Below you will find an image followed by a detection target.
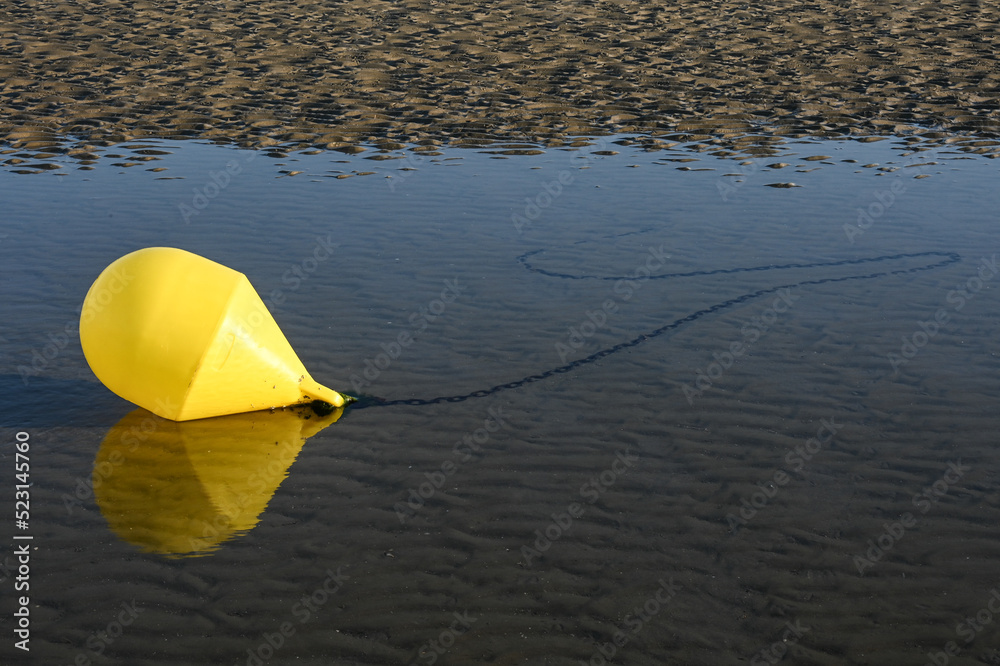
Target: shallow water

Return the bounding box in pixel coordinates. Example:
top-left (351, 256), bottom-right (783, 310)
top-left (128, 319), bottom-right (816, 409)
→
top-left (1, 134), bottom-right (1000, 665)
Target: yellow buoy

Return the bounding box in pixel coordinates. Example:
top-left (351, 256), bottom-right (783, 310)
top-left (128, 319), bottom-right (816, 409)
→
top-left (80, 247), bottom-right (352, 421)
top-left (93, 405), bottom-right (343, 556)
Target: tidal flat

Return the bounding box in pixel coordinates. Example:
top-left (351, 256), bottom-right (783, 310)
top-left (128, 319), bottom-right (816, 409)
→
top-left (1, 1), bottom-right (999, 664)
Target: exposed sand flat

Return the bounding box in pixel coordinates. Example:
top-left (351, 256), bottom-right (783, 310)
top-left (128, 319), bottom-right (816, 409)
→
top-left (1, 0), bottom-right (998, 155)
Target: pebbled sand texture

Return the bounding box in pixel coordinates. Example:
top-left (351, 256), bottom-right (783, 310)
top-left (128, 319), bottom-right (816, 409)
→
top-left (1, 0), bottom-right (998, 154)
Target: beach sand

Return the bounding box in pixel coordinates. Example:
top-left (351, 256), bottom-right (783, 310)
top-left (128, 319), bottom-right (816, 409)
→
top-left (1, 0), bottom-right (998, 161)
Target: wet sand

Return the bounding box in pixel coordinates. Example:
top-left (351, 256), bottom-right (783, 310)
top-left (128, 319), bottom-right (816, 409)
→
top-left (2, 0), bottom-right (999, 163)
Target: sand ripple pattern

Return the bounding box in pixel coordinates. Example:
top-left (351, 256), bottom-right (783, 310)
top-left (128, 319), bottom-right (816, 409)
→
top-left (1, 0), bottom-right (999, 156)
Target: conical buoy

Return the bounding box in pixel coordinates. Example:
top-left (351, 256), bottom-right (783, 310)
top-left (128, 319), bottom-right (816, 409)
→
top-left (80, 247), bottom-right (352, 421)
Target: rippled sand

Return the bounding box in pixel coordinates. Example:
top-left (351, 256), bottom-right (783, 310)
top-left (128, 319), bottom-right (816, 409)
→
top-left (2, 0), bottom-right (999, 161)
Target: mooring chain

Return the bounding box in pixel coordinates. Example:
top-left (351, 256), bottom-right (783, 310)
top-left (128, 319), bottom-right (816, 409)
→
top-left (351, 250), bottom-right (961, 409)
